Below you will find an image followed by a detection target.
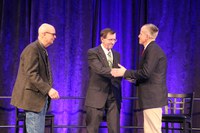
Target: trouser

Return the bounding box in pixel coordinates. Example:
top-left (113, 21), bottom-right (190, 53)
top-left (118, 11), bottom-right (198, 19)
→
top-left (86, 89), bottom-right (120, 133)
top-left (25, 99), bottom-right (48, 133)
top-left (143, 107), bottom-right (162, 133)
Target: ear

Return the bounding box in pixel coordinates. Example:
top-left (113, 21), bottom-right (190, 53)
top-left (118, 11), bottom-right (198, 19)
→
top-left (101, 37), bottom-right (104, 43)
top-left (42, 32), bottom-right (46, 37)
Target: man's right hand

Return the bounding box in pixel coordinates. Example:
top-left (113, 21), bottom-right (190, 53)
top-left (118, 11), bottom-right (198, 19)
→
top-left (48, 88), bottom-right (60, 99)
top-left (111, 64), bottom-right (126, 77)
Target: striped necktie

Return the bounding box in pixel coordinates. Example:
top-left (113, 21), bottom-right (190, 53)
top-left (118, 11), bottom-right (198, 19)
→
top-left (107, 51), bottom-right (113, 68)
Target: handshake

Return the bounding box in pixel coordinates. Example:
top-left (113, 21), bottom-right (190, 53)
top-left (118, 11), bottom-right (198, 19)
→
top-left (111, 64), bottom-right (126, 77)
top-left (111, 64), bottom-right (135, 83)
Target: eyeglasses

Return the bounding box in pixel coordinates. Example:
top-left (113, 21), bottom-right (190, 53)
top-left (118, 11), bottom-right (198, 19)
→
top-left (106, 38), bottom-right (117, 42)
top-left (45, 32), bottom-right (56, 36)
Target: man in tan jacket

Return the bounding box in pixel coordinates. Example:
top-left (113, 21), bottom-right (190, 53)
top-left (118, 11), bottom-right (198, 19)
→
top-left (11, 23), bottom-right (59, 133)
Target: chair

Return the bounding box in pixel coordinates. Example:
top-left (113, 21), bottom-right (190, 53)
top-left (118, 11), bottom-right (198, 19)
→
top-left (15, 108), bottom-right (54, 133)
top-left (162, 92), bottom-right (195, 133)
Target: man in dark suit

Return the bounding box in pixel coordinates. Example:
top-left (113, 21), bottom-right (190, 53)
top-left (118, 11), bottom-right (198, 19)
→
top-left (85, 28), bottom-right (122, 133)
top-left (111, 24), bottom-right (168, 133)
top-left (11, 23), bottom-right (60, 133)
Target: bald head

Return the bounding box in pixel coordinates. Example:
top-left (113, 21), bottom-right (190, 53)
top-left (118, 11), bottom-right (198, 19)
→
top-left (38, 23), bottom-right (55, 35)
top-left (38, 23), bottom-right (56, 47)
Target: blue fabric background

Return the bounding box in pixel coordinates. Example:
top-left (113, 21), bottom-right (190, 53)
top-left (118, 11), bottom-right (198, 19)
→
top-left (0, 0), bottom-right (199, 132)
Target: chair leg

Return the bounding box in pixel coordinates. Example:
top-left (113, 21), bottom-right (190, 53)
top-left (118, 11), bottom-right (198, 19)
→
top-left (179, 122), bottom-right (185, 133)
top-left (23, 118), bottom-right (27, 133)
top-left (165, 122), bottom-right (168, 133)
top-left (183, 121), bottom-right (186, 133)
top-left (172, 123), bottom-right (174, 133)
top-left (45, 116), bottom-right (54, 133)
top-left (51, 117), bottom-right (54, 133)
top-left (189, 122), bottom-right (192, 133)
top-left (15, 120), bottom-right (19, 133)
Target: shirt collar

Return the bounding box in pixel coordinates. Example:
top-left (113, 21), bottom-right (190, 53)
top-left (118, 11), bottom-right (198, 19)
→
top-left (101, 44), bottom-right (112, 55)
top-left (144, 43), bottom-right (149, 50)
top-left (144, 41), bottom-right (154, 50)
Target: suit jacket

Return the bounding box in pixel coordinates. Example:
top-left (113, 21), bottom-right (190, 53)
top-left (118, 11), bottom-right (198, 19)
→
top-left (11, 40), bottom-right (52, 112)
top-left (124, 41), bottom-right (168, 109)
top-left (85, 45), bottom-right (122, 110)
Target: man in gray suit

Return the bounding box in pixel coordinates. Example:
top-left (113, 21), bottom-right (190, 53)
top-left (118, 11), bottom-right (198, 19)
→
top-left (85, 28), bottom-right (122, 133)
top-left (11, 23), bottom-right (59, 133)
top-left (111, 24), bottom-right (168, 133)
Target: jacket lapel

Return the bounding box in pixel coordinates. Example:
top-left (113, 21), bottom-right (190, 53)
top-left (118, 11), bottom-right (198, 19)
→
top-left (36, 41), bottom-right (48, 68)
top-left (140, 41), bottom-right (154, 67)
top-left (112, 50), bottom-right (118, 68)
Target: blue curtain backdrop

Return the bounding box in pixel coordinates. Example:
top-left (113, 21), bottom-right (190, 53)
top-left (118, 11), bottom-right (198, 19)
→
top-left (0, 0), bottom-right (200, 132)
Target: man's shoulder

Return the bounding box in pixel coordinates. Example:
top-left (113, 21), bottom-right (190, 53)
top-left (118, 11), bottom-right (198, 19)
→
top-left (21, 40), bottom-right (39, 55)
top-left (148, 42), bottom-right (161, 50)
top-left (112, 49), bottom-right (119, 54)
top-left (24, 40), bottom-right (38, 49)
top-left (88, 45), bottom-right (100, 50)
top-left (88, 45), bottom-right (101, 53)
top-left (148, 42), bottom-right (166, 57)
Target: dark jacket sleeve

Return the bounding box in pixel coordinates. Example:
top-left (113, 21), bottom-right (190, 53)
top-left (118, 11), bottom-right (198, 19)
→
top-left (88, 49), bottom-right (112, 78)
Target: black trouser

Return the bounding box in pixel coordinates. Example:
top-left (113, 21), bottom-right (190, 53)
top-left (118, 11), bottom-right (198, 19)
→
top-left (86, 89), bottom-right (120, 133)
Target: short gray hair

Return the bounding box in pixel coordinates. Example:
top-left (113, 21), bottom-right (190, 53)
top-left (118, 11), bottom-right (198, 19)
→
top-left (143, 24), bottom-right (159, 39)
